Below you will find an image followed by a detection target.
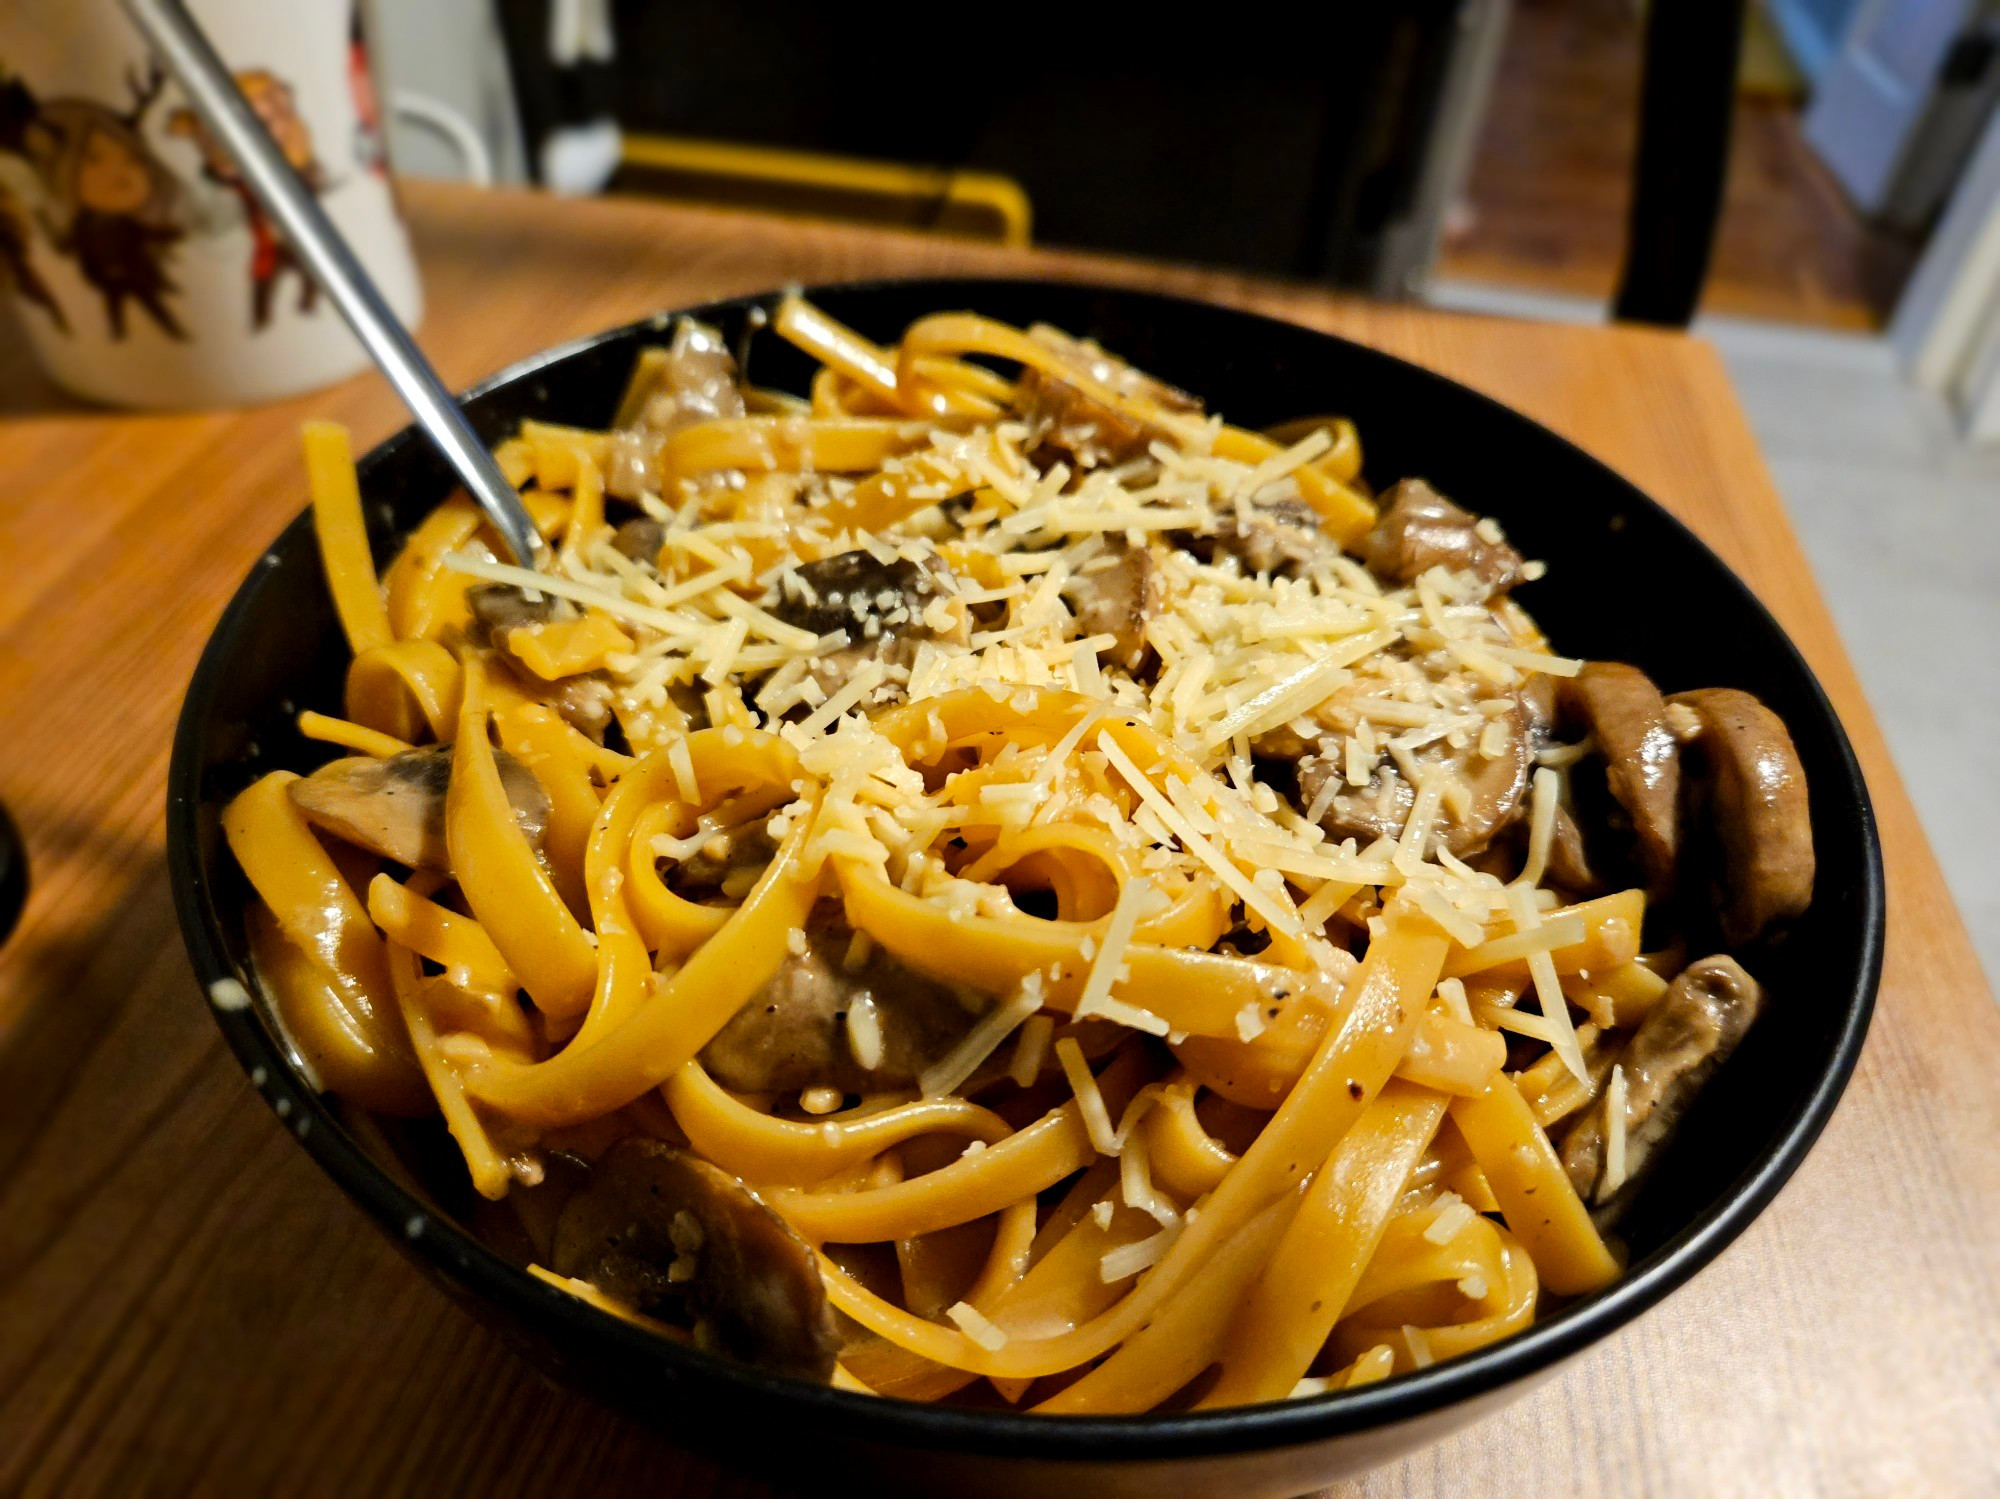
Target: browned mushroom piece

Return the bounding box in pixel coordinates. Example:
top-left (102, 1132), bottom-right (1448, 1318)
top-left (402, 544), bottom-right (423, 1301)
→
top-left (1543, 804), bottom-right (1604, 895)
top-left (1294, 752), bottom-right (1408, 848)
top-left (1560, 955), bottom-right (1765, 1217)
top-left (1453, 702), bottom-right (1537, 852)
top-left (1293, 699), bottom-right (1534, 858)
top-left (467, 582), bottom-right (556, 643)
top-left (545, 674), bottom-right (617, 741)
top-left (1671, 687), bottom-right (1815, 945)
top-left (1186, 497), bottom-right (1345, 580)
top-left (670, 821), bottom-right (776, 903)
top-left (766, 549), bottom-right (967, 702)
top-left (1360, 479), bottom-right (1525, 594)
top-left (769, 549), bottom-right (963, 645)
top-left (1016, 325), bottom-right (1203, 470)
top-left (469, 586), bottom-right (618, 740)
top-left (604, 319), bottom-right (748, 498)
top-left (1061, 541), bottom-right (1160, 671)
top-left (610, 515), bottom-right (666, 566)
top-left (698, 905), bottom-right (985, 1094)
top-left (1560, 662), bottom-right (1681, 899)
top-left (550, 1137), bottom-right (839, 1382)
top-left (287, 744), bottom-right (550, 871)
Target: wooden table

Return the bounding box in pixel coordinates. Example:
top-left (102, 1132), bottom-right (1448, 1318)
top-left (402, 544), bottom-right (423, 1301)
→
top-left (1, 182), bottom-right (1994, 1498)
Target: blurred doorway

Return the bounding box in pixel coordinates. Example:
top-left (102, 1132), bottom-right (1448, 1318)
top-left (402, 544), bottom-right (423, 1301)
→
top-left (1438, 0), bottom-right (1922, 328)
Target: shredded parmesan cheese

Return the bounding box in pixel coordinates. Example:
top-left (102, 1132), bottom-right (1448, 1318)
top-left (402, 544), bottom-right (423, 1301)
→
top-left (1008, 1012), bottom-right (1055, 1087)
top-left (845, 995), bottom-right (883, 1071)
top-left (1096, 731), bottom-right (1304, 941)
top-left (1515, 766), bottom-right (1559, 889)
top-left (1071, 877), bottom-right (1159, 1032)
top-left (1423, 1191), bottom-right (1475, 1246)
top-left (1100, 1224), bottom-right (1179, 1283)
top-left (946, 1301), bottom-right (1009, 1351)
top-left (1403, 1324), bottom-right (1435, 1368)
top-left (1600, 1062), bottom-right (1630, 1201)
top-left (1056, 1035), bottom-right (1120, 1155)
top-left (1118, 1128), bottom-right (1181, 1227)
top-left (796, 660), bottom-right (887, 738)
top-left (1506, 886), bottom-right (1589, 1085)
top-left (920, 978), bottom-right (1044, 1099)
top-left (666, 737), bottom-right (700, 805)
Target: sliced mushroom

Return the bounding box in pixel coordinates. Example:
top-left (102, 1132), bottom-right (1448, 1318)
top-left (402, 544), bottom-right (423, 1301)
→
top-left (470, 587), bottom-right (618, 741)
top-left (670, 821), bottom-right (776, 902)
top-left (768, 550), bottom-right (955, 642)
top-left (1186, 497), bottom-right (1344, 580)
top-left (766, 549), bottom-right (967, 703)
top-left (1671, 688), bottom-right (1815, 945)
top-left (1543, 804), bottom-right (1603, 895)
top-left (1296, 752), bottom-right (1408, 848)
top-left (467, 583), bottom-right (556, 644)
top-left (621, 317), bottom-right (746, 436)
top-left (1560, 955), bottom-right (1764, 1216)
top-left (1017, 325), bottom-right (1202, 470)
top-left (1294, 699), bottom-right (1533, 858)
top-left (287, 744), bottom-right (550, 872)
top-left (1561, 662), bottom-right (1679, 898)
top-left (699, 904), bottom-right (985, 1094)
top-left (611, 515), bottom-right (666, 566)
top-left (1361, 479), bottom-right (1524, 594)
top-left (1454, 702), bottom-right (1537, 851)
top-left (551, 1137), bottom-right (838, 1382)
top-left (604, 319), bottom-right (748, 498)
top-left (1061, 541), bottom-right (1159, 670)
top-left (545, 674), bottom-right (616, 741)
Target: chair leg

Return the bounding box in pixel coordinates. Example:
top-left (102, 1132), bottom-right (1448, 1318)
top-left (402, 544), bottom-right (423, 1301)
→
top-left (1613, 0), bottom-right (1749, 326)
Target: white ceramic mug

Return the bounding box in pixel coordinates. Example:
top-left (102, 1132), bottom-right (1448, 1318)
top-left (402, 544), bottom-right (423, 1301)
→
top-left (0, 0), bottom-right (424, 408)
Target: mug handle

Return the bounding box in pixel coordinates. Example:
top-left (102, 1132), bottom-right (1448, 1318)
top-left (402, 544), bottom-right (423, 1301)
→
top-left (389, 90), bottom-right (494, 187)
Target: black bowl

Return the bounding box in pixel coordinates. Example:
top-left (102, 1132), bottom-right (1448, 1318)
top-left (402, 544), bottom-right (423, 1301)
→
top-left (167, 280), bottom-right (1882, 1498)
top-left (0, 798), bottom-right (25, 947)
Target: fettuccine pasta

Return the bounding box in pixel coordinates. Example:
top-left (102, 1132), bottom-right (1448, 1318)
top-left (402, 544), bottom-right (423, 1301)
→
top-left (224, 298), bottom-right (1814, 1409)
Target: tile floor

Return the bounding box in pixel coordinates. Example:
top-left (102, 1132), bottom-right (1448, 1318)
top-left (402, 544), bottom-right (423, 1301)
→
top-left (1430, 280), bottom-right (2000, 991)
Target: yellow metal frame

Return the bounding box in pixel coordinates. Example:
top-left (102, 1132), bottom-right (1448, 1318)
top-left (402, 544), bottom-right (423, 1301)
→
top-left (614, 133), bottom-right (1032, 247)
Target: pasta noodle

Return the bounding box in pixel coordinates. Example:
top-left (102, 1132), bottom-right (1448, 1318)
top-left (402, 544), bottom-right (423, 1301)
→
top-left (225, 297), bottom-right (1811, 1411)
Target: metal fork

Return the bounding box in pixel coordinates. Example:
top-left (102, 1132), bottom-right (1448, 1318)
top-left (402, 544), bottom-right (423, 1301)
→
top-left (119, 0), bottom-right (545, 568)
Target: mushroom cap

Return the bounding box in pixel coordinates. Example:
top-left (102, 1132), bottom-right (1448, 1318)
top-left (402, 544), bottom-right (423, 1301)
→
top-left (1016, 324), bottom-right (1202, 470)
top-left (1061, 542), bottom-right (1160, 670)
top-left (1296, 694), bottom-right (1535, 860)
top-left (699, 904), bottom-right (984, 1094)
top-left (467, 583), bottom-right (556, 644)
top-left (1186, 496), bottom-right (1344, 580)
top-left (611, 515), bottom-right (666, 566)
top-left (1543, 803), bottom-right (1603, 895)
top-left (1361, 478), bottom-right (1524, 593)
top-left (1560, 662), bottom-right (1680, 898)
top-left (768, 550), bottom-right (952, 643)
top-left (1671, 688), bottom-right (1815, 945)
top-left (1561, 954), bottom-right (1764, 1212)
top-left (551, 1137), bottom-right (838, 1383)
top-left (287, 744), bottom-right (550, 872)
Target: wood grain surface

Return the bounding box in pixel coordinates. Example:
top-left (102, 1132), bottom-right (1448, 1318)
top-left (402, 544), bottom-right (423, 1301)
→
top-left (0, 183), bottom-right (1993, 1499)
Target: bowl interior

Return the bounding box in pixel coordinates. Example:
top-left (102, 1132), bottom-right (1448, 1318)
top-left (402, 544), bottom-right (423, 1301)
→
top-left (168, 279), bottom-right (1881, 1466)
